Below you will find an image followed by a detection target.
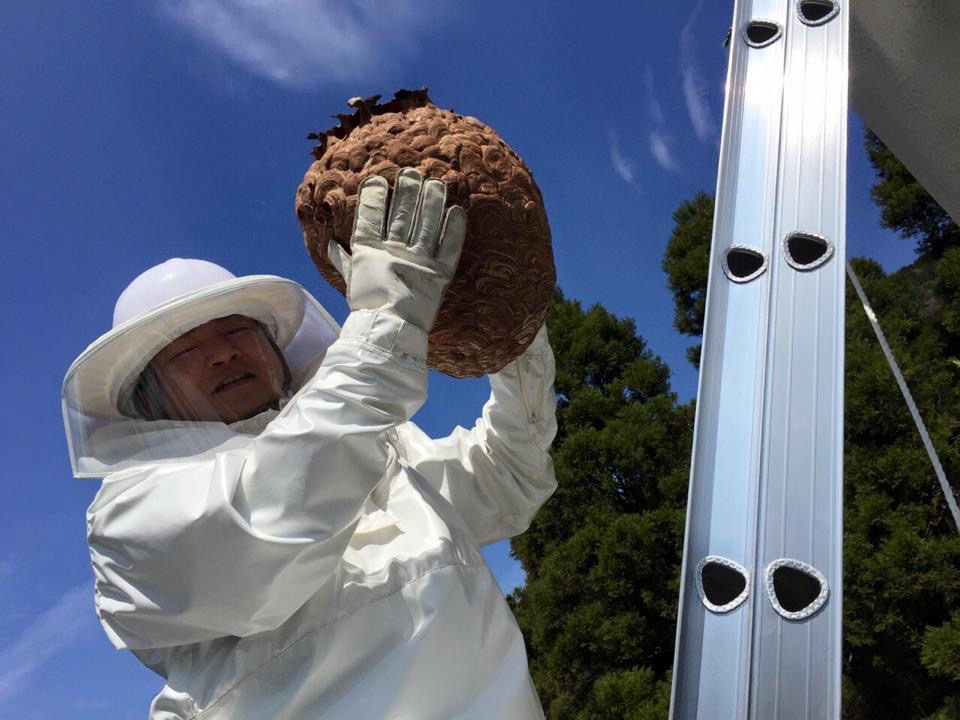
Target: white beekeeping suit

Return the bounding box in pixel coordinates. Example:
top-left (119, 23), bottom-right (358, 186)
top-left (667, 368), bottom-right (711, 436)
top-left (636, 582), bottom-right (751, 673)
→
top-left (62, 170), bottom-right (558, 719)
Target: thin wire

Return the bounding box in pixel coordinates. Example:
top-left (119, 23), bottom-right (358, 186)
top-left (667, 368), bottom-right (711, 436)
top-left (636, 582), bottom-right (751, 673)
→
top-left (846, 260), bottom-right (960, 533)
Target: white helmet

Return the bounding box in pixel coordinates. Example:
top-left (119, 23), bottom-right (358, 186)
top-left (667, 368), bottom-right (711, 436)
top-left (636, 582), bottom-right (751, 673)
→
top-left (62, 258), bottom-right (340, 477)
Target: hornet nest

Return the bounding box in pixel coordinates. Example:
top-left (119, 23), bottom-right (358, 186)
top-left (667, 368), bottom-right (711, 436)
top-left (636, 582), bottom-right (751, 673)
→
top-left (294, 88), bottom-right (555, 377)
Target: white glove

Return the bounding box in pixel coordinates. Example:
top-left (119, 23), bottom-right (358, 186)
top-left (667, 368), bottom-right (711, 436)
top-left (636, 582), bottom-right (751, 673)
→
top-left (327, 168), bottom-right (467, 333)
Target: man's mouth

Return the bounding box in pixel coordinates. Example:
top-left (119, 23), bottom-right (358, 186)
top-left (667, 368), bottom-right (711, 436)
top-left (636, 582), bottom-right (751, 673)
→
top-left (213, 373), bottom-right (255, 394)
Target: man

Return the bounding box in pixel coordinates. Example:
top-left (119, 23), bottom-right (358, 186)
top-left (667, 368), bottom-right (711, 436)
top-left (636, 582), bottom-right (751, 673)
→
top-left (62, 170), bottom-right (558, 718)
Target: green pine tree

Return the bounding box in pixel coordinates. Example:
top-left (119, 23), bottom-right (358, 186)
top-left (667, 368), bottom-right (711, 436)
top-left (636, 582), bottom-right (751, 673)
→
top-left (661, 191), bottom-right (714, 369)
top-left (865, 130), bottom-right (960, 259)
top-left (510, 290), bottom-right (693, 719)
top-left (842, 255), bottom-right (960, 719)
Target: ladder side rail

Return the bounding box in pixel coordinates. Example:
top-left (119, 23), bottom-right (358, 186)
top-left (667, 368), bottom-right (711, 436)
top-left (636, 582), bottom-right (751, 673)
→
top-left (750, 3), bottom-right (848, 718)
top-left (670, 0), bottom-right (790, 716)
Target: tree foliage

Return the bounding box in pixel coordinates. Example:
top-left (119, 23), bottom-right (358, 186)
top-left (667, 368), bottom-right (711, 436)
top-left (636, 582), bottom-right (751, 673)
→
top-left (514, 135), bottom-right (960, 718)
top-left (842, 256), bottom-right (960, 719)
top-left (661, 191), bottom-right (714, 368)
top-left (865, 130), bottom-right (960, 259)
top-left (510, 290), bottom-right (693, 719)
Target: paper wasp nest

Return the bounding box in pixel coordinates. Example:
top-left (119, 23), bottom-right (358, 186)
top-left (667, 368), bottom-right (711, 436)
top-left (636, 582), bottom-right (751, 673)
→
top-left (294, 88), bottom-right (555, 377)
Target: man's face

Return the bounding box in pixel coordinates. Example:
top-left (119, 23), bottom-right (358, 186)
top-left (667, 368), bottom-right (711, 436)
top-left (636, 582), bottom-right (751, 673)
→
top-left (149, 315), bottom-right (286, 423)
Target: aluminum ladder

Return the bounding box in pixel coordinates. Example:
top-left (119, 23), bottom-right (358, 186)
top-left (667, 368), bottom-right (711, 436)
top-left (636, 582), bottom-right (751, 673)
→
top-left (670, 0), bottom-right (847, 718)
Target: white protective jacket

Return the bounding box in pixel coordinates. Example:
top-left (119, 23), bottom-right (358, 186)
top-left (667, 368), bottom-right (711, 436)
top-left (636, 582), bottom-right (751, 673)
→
top-left (87, 309), bottom-right (558, 719)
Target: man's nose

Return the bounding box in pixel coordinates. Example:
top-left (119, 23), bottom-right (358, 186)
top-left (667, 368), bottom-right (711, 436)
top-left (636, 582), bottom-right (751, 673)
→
top-left (205, 338), bottom-right (242, 366)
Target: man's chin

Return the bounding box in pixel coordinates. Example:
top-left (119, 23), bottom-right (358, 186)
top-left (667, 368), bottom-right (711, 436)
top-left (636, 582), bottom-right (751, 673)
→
top-left (216, 399), bottom-right (281, 424)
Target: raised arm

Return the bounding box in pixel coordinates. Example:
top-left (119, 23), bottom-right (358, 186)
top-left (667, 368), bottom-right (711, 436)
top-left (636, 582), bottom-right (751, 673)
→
top-left (398, 323), bottom-right (558, 546)
top-left (87, 170), bottom-right (466, 649)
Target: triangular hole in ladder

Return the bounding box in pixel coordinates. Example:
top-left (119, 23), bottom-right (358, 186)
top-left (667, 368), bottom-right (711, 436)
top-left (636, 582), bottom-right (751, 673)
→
top-left (726, 247), bottom-right (765, 280)
top-left (799, 0), bottom-right (838, 24)
top-left (701, 561), bottom-right (747, 606)
top-left (785, 233), bottom-right (830, 267)
top-left (746, 21), bottom-right (781, 47)
top-left (772, 566), bottom-right (822, 612)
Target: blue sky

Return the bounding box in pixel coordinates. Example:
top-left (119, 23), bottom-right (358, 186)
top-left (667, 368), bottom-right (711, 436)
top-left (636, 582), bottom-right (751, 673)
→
top-left (0, 1), bottom-right (914, 716)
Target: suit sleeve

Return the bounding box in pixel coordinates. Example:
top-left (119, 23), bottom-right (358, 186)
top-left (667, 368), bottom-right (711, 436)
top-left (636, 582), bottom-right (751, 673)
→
top-left (87, 310), bottom-right (427, 649)
top-left (397, 324), bottom-right (558, 546)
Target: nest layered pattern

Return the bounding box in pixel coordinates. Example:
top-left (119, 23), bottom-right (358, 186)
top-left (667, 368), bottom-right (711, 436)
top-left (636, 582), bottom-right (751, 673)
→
top-left (295, 99), bottom-right (554, 377)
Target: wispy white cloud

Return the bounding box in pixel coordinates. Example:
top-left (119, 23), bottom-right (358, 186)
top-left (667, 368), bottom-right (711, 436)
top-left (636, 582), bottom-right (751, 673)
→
top-left (649, 131), bottom-right (679, 173)
top-left (157, 0), bottom-right (446, 89)
top-left (680, 0), bottom-right (716, 143)
top-left (608, 131), bottom-right (641, 191)
top-left (0, 584), bottom-right (93, 704)
top-left (640, 69), bottom-right (682, 176)
top-left (642, 67), bottom-right (665, 125)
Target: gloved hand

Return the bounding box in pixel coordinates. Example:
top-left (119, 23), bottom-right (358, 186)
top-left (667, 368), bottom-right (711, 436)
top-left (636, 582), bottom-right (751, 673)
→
top-left (327, 168), bottom-right (467, 333)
